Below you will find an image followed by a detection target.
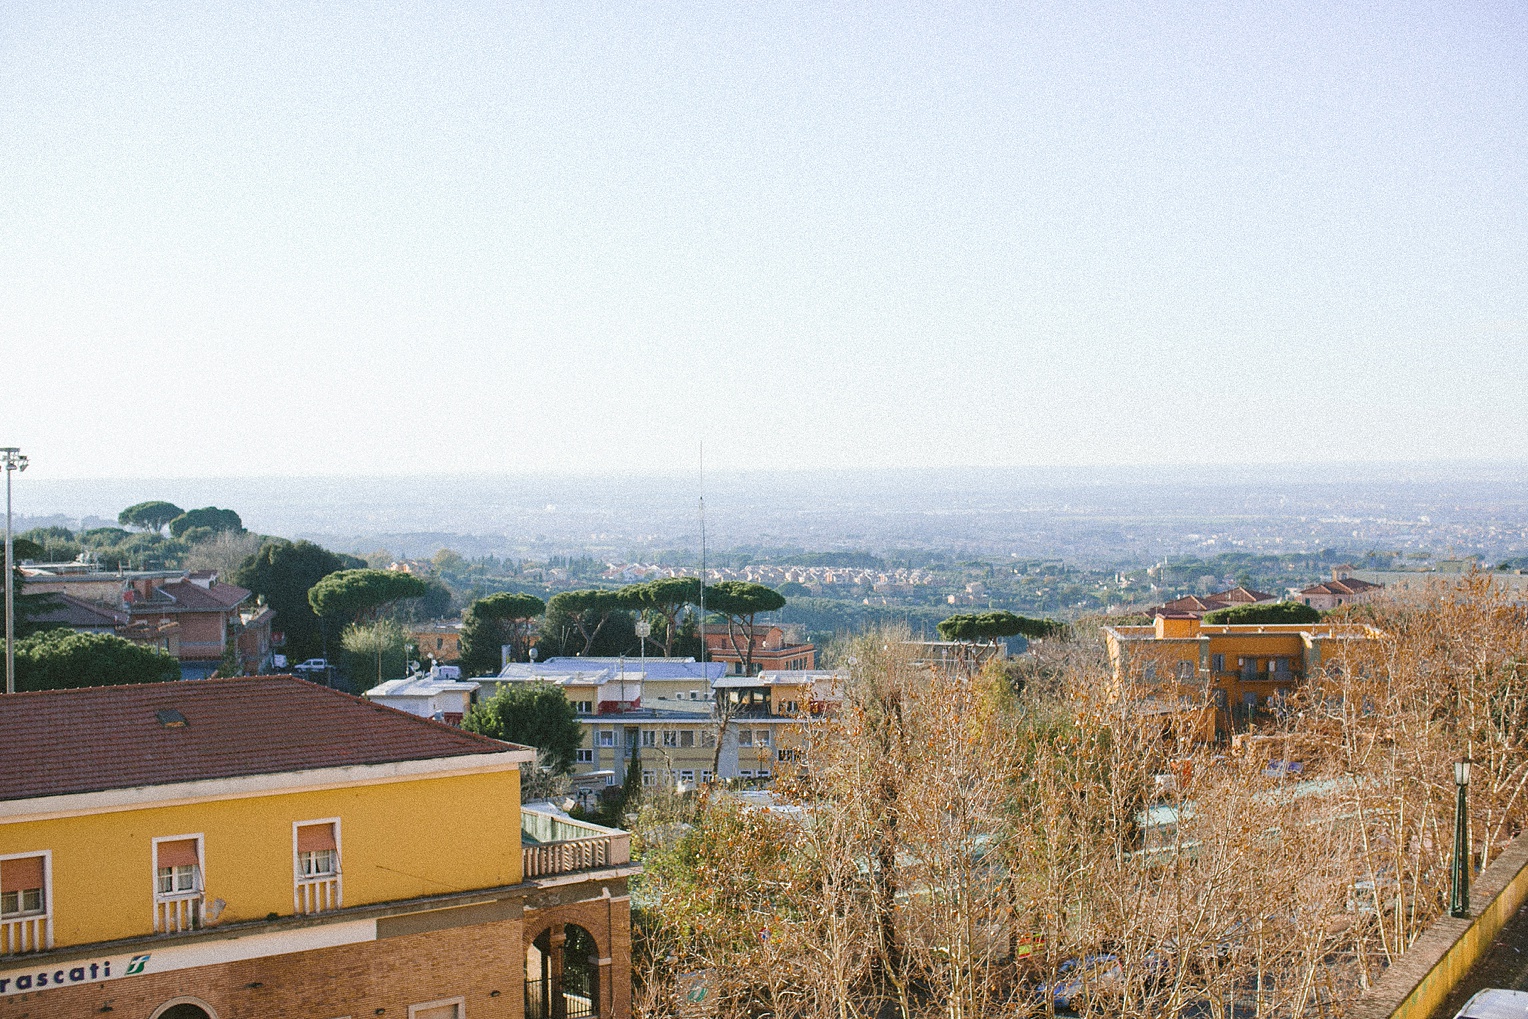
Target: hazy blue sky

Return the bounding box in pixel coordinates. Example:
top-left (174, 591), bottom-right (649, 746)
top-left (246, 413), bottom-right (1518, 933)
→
top-left (3, 2), bottom-right (1525, 478)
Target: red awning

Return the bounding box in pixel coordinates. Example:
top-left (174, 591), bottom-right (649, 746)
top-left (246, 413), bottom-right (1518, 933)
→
top-left (156, 839), bottom-right (199, 868)
top-left (296, 823), bottom-right (337, 853)
top-left (1, 856), bottom-right (44, 893)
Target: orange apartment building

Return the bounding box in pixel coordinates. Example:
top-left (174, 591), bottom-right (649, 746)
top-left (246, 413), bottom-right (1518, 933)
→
top-left (1102, 612), bottom-right (1385, 741)
top-left (0, 678), bottom-right (637, 1019)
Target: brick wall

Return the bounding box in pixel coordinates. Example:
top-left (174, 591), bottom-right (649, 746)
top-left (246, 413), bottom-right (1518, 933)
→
top-left (0, 917), bottom-right (526, 1019)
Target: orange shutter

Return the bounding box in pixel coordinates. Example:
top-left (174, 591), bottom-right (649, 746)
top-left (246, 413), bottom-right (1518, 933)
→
top-left (1, 856), bottom-right (44, 893)
top-left (156, 839), bottom-right (199, 868)
top-left (296, 823), bottom-right (337, 852)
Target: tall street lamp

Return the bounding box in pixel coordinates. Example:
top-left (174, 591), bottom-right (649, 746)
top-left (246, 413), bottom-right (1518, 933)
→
top-left (1452, 758), bottom-right (1472, 918)
top-left (3, 447), bottom-right (30, 696)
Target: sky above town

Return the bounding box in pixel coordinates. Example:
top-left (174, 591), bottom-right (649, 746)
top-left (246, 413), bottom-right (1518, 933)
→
top-left (2, 2), bottom-right (1525, 479)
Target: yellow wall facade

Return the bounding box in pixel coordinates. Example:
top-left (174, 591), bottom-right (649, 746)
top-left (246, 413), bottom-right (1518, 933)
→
top-left (0, 768), bottom-right (520, 950)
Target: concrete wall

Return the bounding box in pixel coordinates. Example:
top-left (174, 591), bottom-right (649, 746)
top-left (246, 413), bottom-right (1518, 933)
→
top-left (1348, 834), bottom-right (1528, 1019)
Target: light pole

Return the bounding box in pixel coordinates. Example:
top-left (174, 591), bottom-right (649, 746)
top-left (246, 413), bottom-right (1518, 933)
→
top-left (1452, 758), bottom-right (1472, 918)
top-left (636, 619), bottom-right (650, 665)
top-left (3, 447), bottom-right (29, 696)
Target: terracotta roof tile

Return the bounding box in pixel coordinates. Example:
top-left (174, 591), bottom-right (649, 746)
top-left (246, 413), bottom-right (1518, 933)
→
top-left (0, 677), bottom-right (523, 802)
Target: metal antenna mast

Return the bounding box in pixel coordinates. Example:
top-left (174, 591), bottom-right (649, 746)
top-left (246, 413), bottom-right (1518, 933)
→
top-left (698, 444), bottom-right (706, 665)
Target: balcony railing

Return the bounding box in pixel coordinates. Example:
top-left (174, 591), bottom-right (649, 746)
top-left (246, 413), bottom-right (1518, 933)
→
top-left (155, 891), bottom-right (202, 933)
top-left (295, 874), bottom-right (343, 914)
top-left (522, 809), bottom-right (631, 880)
top-left (0, 914), bottom-right (50, 955)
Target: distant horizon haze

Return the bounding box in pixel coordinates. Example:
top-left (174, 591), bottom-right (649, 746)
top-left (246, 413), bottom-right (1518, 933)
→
top-left (12, 463), bottom-right (1526, 565)
top-left (3, 4), bottom-right (1526, 477)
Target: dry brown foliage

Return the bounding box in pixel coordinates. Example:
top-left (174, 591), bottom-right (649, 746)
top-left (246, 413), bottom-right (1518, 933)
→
top-left (632, 579), bottom-right (1528, 1019)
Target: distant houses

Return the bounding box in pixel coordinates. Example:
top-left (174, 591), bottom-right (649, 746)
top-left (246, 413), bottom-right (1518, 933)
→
top-left (1294, 565), bottom-right (1385, 610)
top-left (21, 562), bottom-right (273, 677)
top-left (1144, 585), bottom-right (1278, 619)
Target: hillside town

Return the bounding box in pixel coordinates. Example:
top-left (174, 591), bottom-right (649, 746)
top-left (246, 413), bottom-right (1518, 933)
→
top-left (3, 485), bottom-right (1527, 1019)
top-left (6, 3), bottom-right (1527, 1017)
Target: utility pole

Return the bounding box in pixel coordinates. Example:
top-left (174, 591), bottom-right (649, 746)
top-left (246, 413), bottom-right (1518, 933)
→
top-left (3, 447), bottom-right (30, 695)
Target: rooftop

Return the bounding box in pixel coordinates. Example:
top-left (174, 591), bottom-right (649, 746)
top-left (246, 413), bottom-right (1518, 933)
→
top-left (365, 675), bottom-right (482, 697)
top-left (0, 676), bottom-right (525, 802)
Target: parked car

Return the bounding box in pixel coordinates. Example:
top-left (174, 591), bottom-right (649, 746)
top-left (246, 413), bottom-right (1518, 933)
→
top-left (293, 658), bottom-right (329, 675)
top-left (1036, 955), bottom-right (1122, 1012)
top-left (1454, 989), bottom-right (1528, 1019)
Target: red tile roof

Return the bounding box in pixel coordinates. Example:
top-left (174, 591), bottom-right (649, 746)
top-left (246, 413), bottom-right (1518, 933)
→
top-left (0, 677), bottom-right (523, 802)
top-left (30, 593), bottom-right (129, 630)
top-left (129, 579), bottom-right (250, 613)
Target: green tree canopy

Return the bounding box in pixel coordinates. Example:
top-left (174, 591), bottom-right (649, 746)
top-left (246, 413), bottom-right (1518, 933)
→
top-left (118, 501), bottom-right (185, 532)
top-left (167, 506), bottom-right (244, 538)
top-left (388, 579), bottom-right (455, 623)
top-left (340, 619), bottom-right (408, 691)
top-left (1202, 601), bottom-right (1322, 625)
top-left (705, 581), bottom-right (787, 676)
top-left (626, 577), bottom-right (702, 656)
top-left (15, 629), bottom-right (180, 691)
top-left (545, 589), bottom-right (630, 657)
top-left (937, 610), bottom-right (1062, 642)
top-left (307, 568), bottom-right (430, 624)
top-left (459, 592), bottom-right (546, 675)
top-left (7, 537), bottom-right (44, 562)
top-left (462, 682), bottom-right (584, 773)
top-left (233, 539), bottom-right (352, 661)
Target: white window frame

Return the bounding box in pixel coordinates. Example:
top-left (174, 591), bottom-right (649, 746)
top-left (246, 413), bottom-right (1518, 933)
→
top-left (642, 730), bottom-right (657, 748)
top-left (641, 770), bottom-right (655, 787)
top-left (150, 833), bottom-right (205, 933)
top-left (662, 730), bottom-right (678, 748)
top-left (292, 818), bottom-right (344, 914)
top-left (0, 849), bottom-right (53, 953)
top-left (679, 769), bottom-right (695, 783)
top-left (597, 730), bottom-right (615, 747)
top-left (408, 997), bottom-right (466, 1019)
top-left (576, 748), bottom-right (594, 763)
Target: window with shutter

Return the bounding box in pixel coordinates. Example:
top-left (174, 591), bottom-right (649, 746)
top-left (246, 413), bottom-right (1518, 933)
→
top-left (293, 820), bottom-right (343, 914)
top-left (296, 823), bottom-right (339, 877)
top-left (0, 856), bottom-right (46, 917)
top-left (155, 839), bottom-right (200, 893)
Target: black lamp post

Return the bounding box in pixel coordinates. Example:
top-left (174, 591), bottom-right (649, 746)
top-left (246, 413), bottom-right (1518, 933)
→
top-left (1451, 759), bottom-right (1472, 918)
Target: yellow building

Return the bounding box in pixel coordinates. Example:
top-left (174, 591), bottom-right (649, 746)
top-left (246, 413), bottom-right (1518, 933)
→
top-left (1102, 613), bottom-right (1384, 741)
top-left (487, 660), bottom-right (844, 796)
top-left (0, 677), bottom-right (637, 1019)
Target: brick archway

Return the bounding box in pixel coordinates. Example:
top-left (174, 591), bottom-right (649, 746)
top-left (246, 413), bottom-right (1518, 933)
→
top-left (526, 920), bottom-right (606, 1019)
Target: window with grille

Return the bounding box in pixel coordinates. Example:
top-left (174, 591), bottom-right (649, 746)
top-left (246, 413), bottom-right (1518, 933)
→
top-left (679, 730), bottom-right (694, 748)
top-left (294, 821), bottom-right (342, 914)
top-left (152, 836), bottom-right (204, 932)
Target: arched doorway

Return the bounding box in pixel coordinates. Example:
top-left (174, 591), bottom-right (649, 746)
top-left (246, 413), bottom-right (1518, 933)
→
top-left (526, 923), bottom-right (600, 1018)
top-left (151, 1001), bottom-right (215, 1019)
